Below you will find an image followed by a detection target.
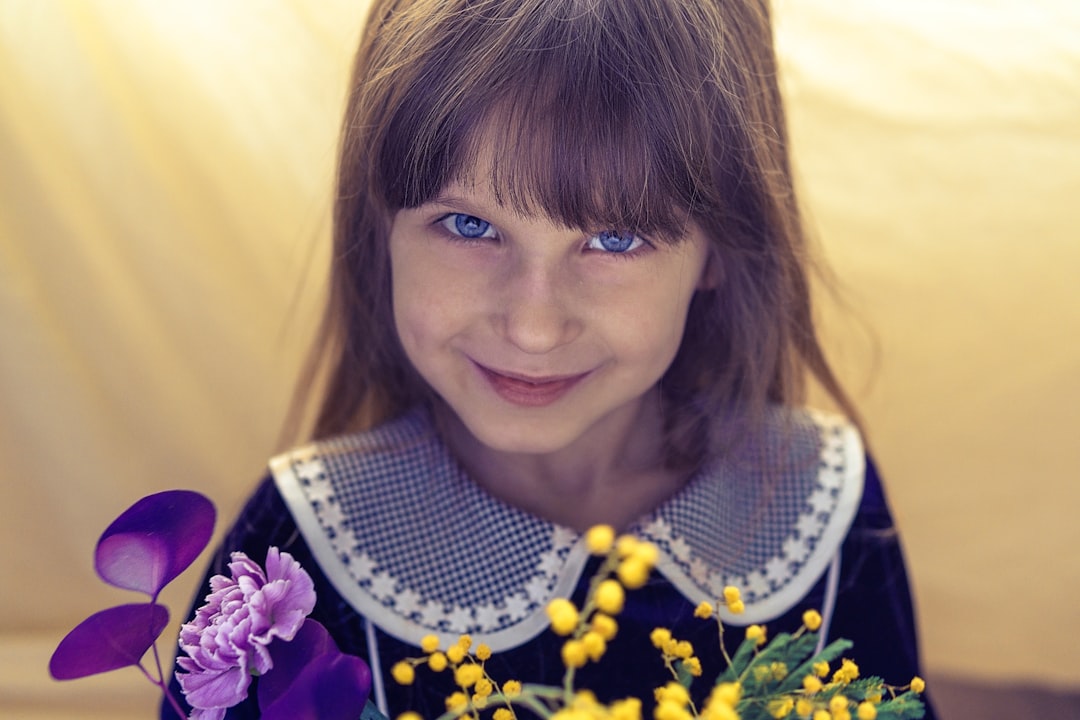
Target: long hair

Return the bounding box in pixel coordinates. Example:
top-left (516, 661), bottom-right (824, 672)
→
top-left (302, 0), bottom-right (860, 469)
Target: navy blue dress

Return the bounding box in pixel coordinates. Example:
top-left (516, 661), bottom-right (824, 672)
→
top-left (163, 408), bottom-right (936, 719)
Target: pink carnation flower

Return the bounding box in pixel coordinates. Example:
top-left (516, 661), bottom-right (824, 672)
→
top-left (176, 548), bottom-right (316, 719)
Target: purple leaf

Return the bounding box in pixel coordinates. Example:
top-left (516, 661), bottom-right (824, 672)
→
top-left (50, 603), bottom-right (169, 680)
top-left (260, 654), bottom-right (372, 720)
top-left (258, 620), bottom-right (372, 720)
top-left (95, 490), bottom-right (215, 598)
top-left (257, 619), bottom-right (335, 705)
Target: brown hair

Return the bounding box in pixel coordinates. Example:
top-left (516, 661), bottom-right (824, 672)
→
top-left (302, 0), bottom-right (860, 469)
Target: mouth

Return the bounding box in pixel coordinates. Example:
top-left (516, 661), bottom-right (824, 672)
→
top-left (474, 363), bottom-right (590, 407)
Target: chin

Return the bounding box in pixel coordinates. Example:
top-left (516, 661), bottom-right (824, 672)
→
top-left (457, 412), bottom-right (584, 457)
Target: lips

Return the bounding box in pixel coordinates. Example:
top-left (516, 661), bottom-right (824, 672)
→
top-left (474, 363), bottom-right (589, 407)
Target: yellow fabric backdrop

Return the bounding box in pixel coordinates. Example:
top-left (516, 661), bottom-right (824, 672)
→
top-left (1, 1), bottom-right (1077, 717)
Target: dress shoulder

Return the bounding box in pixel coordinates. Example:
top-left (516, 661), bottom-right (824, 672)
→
top-left (640, 407), bottom-right (865, 623)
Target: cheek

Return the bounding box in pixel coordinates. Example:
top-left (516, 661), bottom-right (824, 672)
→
top-left (391, 264), bottom-right (440, 354)
top-left (592, 288), bottom-right (697, 374)
top-left (390, 246), bottom-right (430, 352)
top-left (390, 245), bottom-right (482, 353)
top-left (628, 263), bottom-right (704, 334)
top-left (647, 290), bottom-right (703, 370)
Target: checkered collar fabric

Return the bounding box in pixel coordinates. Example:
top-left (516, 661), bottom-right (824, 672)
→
top-left (270, 407), bottom-right (863, 652)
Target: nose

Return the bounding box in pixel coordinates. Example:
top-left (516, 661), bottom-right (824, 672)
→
top-left (494, 255), bottom-right (582, 355)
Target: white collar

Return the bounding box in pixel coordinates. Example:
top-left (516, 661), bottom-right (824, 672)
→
top-left (271, 407), bottom-right (863, 652)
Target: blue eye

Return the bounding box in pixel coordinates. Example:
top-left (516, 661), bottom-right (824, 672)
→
top-left (588, 230), bottom-right (645, 254)
top-left (441, 213), bottom-right (495, 239)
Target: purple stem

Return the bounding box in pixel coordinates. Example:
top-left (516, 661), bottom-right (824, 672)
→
top-left (137, 598), bottom-right (186, 719)
top-left (157, 675), bottom-right (189, 719)
top-left (134, 643), bottom-right (187, 719)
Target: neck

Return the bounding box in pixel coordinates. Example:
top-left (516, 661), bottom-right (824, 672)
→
top-left (434, 390), bottom-right (688, 532)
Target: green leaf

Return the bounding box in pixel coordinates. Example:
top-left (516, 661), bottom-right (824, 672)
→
top-left (359, 700), bottom-right (390, 720)
top-left (752, 632), bottom-right (816, 670)
top-left (729, 631), bottom-right (819, 695)
top-left (716, 635), bottom-right (760, 684)
top-left (845, 676), bottom-right (886, 699)
top-left (733, 699), bottom-right (773, 720)
top-left (878, 692), bottom-right (927, 719)
top-left (675, 659), bottom-right (694, 688)
top-left (775, 637), bottom-right (854, 692)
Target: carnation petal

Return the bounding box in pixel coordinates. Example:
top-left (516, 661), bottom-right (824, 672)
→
top-left (228, 552), bottom-right (266, 585)
top-left (50, 603), bottom-right (169, 680)
top-left (265, 549), bottom-right (316, 606)
top-left (177, 663), bottom-right (251, 710)
top-left (95, 490), bottom-right (215, 598)
top-left (189, 708), bottom-right (228, 720)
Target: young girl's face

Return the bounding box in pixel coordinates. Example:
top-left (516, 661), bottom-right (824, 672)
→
top-left (388, 179), bottom-right (712, 459)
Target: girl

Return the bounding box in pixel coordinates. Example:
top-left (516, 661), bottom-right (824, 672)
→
top-left (167, 0), bottom-right (935, 717)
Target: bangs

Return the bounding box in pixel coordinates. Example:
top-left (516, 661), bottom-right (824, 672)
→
top-left (375, 0), bottom-right (719, 242)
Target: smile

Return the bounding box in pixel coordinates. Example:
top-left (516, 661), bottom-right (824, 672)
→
top-left (474, 363), bottom-right (590, 408)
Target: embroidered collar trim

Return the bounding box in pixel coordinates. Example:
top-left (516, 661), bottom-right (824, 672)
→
top-left (270, 407), bottom-right (863, 652)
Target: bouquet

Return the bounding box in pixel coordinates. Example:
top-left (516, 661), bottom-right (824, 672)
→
top-left (48, 490), bottom-right (373, 719)
top-left (51, 492), bottom-right (926, 720)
